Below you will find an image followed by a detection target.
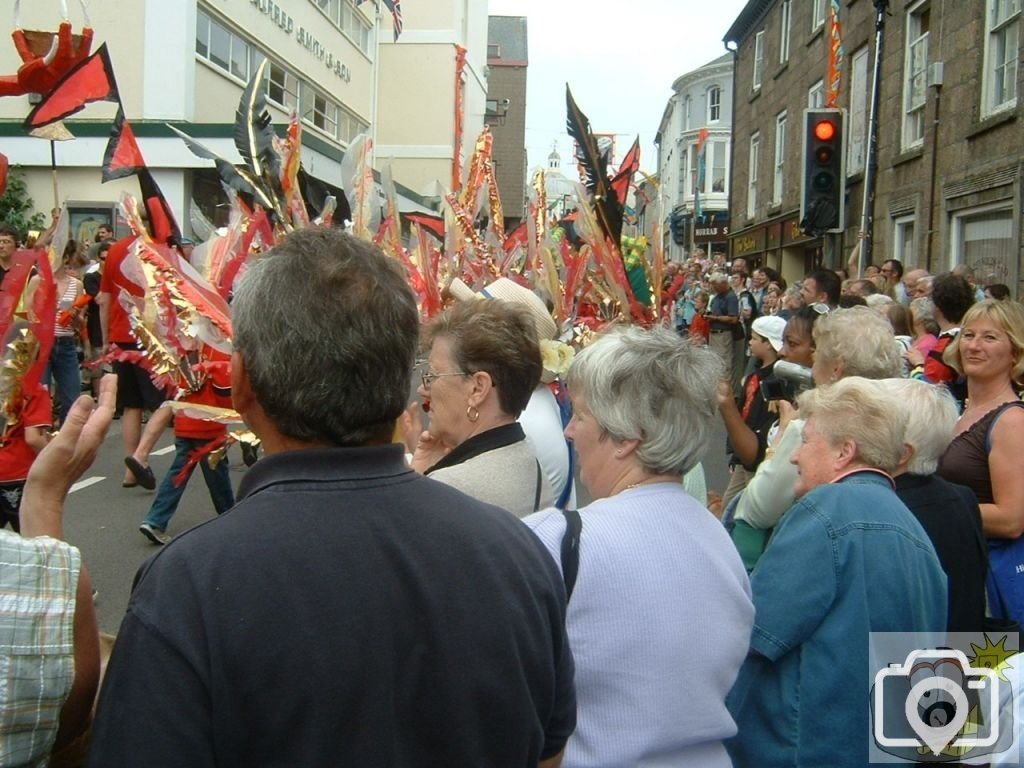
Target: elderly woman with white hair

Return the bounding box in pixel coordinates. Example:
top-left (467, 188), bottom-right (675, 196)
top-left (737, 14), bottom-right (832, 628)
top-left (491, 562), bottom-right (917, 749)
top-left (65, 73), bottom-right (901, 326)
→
top-left (879, 378), bottom-right (986, 632)
top-left (726, 377), bottom-right (947, 768)
top-left (525, 326), bottom-right (754, 768)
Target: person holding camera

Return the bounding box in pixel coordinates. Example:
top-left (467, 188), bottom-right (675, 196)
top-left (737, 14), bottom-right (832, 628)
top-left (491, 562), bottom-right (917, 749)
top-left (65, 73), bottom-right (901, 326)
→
top-left (729, 307), bottom-right (903, 566)
top-left (725, 377), bottom-right (947, 768)
top-left (717, 315), bottom-right (786, 508)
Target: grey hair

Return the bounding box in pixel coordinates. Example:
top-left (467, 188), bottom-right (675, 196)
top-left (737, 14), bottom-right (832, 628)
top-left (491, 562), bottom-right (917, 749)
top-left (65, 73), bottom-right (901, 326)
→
top-left (566, 326), bottom-right (722, 475)
top-left (875, 378), bottom-right (958, 475)
top-left (798, 377), bottom-right (907, 474)
top-left (813, 306), bottom-right (902, 379)
top-left (232, 228), bottom-right (419, 446)
top-left (910, 297), bottom-right (940, 336)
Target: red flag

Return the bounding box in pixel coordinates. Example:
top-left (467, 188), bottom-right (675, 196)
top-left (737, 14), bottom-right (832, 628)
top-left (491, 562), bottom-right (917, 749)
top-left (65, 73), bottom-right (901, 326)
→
top-left (609, 137), bottom-right (640, 211)
top-left (102, 107), bottom-right (146, 181)
top-left (403, 211), bottom-right (445, 241)
top-left (0, 153), bottom-right (8, 197)
top-left (138, 169), bottom-right (182, 244)
top-left (24, 44), bottom-right (119, 130)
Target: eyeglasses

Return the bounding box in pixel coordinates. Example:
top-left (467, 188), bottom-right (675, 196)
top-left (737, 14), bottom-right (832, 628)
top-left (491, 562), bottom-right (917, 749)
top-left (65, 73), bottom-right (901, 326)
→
top-left (420, 370), bottom-right (469, 389)
top-left (809, 302), bottom-right (831, 315)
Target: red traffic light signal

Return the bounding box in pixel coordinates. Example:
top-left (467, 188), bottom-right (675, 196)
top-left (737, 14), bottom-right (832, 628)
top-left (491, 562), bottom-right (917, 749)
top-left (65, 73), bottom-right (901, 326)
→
top-left (800, 109), bottom-right (846, 235)
top-left (813, 120), bottom-right (837, 142)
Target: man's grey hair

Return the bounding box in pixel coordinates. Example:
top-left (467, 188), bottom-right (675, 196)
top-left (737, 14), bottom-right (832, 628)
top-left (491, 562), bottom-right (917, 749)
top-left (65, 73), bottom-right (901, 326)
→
top-left (566, 326), bottom-right (722, 476)
top-left (232, 228), bottom-right (419, 446)
top-left (812, 306), bottom-right (902, 379)
top-left (875, 378), bottom-right (958, 475)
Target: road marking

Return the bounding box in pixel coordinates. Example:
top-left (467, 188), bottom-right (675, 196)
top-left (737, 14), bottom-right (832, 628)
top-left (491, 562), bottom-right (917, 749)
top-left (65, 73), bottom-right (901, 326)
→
top-left (152, 446), bottom-right (175, 456)
top-left (70, 477), bottom-right (105, 494)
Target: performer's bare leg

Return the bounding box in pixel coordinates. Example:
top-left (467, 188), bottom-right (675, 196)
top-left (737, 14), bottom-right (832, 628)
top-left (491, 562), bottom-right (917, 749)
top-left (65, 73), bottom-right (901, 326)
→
top-left (123, 407), bottom-right (172, 489)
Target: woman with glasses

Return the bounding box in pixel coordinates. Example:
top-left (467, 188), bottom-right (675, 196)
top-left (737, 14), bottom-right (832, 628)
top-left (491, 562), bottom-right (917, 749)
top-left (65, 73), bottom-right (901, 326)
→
top-left (409, 299), bottom-right (553, 517)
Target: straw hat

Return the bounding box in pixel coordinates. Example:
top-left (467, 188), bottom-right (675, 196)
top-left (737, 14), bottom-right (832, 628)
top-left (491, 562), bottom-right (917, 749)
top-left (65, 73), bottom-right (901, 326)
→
top-left (449, 277), bottom-right (558, 341)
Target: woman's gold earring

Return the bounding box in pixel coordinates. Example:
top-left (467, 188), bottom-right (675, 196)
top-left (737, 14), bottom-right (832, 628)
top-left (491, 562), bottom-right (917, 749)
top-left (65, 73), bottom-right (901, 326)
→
top-left (466, 405), bottom-right (480, 423)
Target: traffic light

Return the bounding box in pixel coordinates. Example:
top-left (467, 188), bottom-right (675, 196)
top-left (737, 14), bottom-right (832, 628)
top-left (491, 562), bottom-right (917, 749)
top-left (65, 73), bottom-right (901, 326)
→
top-left (800, 108), bottom-right (845, 236)
top-left (669, 209), bottom-right (686, 245)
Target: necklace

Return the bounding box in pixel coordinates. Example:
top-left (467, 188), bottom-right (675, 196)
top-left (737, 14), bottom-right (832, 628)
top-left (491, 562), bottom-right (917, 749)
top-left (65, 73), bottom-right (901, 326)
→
top-left (963, 386), bottom-right (1016, 416)
top-left (958, 385), bottom-right (1015, 421)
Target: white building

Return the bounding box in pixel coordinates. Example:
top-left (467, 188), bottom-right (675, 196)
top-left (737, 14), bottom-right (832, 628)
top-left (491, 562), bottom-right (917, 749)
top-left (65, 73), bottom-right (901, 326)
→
top-left (0, 0), bottom-right (489, 236)
top-left (655, 53), bottom-right (734, 260)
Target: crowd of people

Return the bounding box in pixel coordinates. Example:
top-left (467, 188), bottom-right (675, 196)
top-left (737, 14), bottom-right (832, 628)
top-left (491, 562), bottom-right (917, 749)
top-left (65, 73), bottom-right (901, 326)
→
top-left (2, 210), bottom-right (1024, 766)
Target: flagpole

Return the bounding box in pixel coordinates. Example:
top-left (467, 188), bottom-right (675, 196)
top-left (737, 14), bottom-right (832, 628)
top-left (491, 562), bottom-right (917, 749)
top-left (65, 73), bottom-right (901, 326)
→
top-left (859, 0), bottom-right (889, 270)
top-left (370, 0), bottom-right (381, 162)
top-left (50, 140), bottom-right (59, 210)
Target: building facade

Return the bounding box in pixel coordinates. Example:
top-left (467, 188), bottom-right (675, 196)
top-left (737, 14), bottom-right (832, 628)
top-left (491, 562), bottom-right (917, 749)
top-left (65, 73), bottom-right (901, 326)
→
top-left (725, 0), bottom-right (1024, 293)
top-left (0, 0), bottom-right (489, 235)
top-left (484, 16), bottom-right (528, 227)
top-left (655, 53), bottom-right (734, 261)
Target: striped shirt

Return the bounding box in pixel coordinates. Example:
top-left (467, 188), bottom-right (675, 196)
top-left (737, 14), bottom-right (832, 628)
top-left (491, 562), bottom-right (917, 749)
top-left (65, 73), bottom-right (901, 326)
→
top-left (0, 532), bottom-right (80, 766)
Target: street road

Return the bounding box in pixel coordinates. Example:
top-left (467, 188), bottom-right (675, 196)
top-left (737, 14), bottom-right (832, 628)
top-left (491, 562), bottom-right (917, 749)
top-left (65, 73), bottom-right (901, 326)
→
top-left (63, 412), bottom-right (731, 635)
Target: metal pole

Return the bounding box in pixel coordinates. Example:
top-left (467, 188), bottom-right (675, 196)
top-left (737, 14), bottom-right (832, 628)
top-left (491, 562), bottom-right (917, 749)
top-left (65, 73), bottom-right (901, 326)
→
top-left (859, 0), bottom-right (889, 270)
top-left (50, 140), bottom-right (59, 209)
top-left (370, 1), bottom-right (381, 160)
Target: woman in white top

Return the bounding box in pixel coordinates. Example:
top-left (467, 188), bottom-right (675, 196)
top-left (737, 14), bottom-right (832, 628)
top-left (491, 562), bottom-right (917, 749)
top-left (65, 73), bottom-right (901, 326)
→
top-left (525, 327), bottom-right (753, 768)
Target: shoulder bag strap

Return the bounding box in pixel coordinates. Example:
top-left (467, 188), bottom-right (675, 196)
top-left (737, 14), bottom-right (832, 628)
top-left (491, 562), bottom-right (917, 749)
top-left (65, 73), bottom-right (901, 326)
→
top-left (559, 508), bottom-right (582, 602)
top-left (533, 460), bottom-right (542, 512)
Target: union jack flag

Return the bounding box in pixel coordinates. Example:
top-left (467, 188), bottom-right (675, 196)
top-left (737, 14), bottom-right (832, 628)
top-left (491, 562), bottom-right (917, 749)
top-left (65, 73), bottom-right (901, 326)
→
top-left (382, 0), bottom-right (403, 42)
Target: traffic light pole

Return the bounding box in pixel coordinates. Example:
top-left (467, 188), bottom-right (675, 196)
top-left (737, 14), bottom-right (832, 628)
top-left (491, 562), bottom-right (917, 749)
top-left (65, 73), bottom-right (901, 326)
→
top-left (858, 0), bottom-right (890, 273)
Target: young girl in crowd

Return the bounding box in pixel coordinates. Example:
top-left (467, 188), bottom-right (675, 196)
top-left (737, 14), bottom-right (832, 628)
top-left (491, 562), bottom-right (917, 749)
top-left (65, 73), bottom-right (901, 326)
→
top-left (689, 291), bottom-right (710, 346)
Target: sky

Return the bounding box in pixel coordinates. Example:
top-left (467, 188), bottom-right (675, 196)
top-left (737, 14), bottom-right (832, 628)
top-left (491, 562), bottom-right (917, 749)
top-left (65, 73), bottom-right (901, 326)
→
top-left (486, 0), bottom-right (751, 175)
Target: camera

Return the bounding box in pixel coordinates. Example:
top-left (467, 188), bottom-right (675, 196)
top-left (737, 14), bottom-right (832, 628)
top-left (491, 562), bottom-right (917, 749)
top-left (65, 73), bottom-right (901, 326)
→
top-left (873, 648), bottom-right (1001, 757)
top-left (759, 360), bottom-right (813, 402)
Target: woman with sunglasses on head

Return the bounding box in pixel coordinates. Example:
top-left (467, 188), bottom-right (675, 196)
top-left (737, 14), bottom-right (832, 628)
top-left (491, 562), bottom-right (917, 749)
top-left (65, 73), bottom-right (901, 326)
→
top-left (408, 299), bottom-right (553, 518)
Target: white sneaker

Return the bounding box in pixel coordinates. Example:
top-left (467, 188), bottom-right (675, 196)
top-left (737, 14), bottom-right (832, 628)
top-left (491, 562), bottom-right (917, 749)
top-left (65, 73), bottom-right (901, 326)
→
top-left (139, 523), bottom-right (170, 546)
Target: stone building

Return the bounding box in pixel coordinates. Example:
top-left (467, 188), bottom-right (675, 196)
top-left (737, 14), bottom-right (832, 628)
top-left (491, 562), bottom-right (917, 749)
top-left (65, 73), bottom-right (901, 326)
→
top-left (485, 16), bottom-right (528, 228)
top-left (724, 0), bottom-right (1022, 293)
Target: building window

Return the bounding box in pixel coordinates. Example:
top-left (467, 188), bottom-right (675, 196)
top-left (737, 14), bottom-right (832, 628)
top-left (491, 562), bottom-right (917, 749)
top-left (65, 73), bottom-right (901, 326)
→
top-left (708, 86), bottom-right (724, 122)
top-left (903, 2), bottom-right (930, 150)
top-left (773, 111), bottom-right (786, 204)
top-left (748, 133), bottom-right (760, 219)
top-left (752, 30), bottom-right (765, 90)
top-left (808, 79), bottom-right (825, 108)
top-left (266, 61), bottom-right (298, 109)
top-left (683, 96), bottom-right (691, 131)
top-left (893, 215), bottom-right (916, 267)
top-left (487, 43), bottom-right (500, 58)
top-left (197, 9), bottom-right (259, 81)
top-left (196, 8), bottom-right (366, 145)
top-left (984, 0), bottom-right (1020, 116)
top-left (679, 148), bottom-right (688, 196)
top-left (711, 140), bottom-right (728, 194)
top-left (707, 86), bottom-right (721, 123)
top-left (812, 0), bottom-right (826, 31)
top-left (779, 0), bottom-right (792, 63)
top-left (951, 205), bottom-right (1014, 284)
top-left (847, 47), bottom-right (869, 175)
